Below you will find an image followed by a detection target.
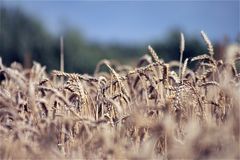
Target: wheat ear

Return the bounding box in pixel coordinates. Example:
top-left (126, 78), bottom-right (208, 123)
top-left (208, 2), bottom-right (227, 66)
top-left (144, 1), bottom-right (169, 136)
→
top-left (179, 32), bottom-right (185, 80)
top-left (148, 45), bottom-right (160, 63)
top-left (201, 30), bottom-right (214, 57)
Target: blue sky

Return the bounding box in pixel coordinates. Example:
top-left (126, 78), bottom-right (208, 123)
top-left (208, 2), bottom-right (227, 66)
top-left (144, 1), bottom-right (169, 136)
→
top-left (2, 1), bottom-right (240, 44)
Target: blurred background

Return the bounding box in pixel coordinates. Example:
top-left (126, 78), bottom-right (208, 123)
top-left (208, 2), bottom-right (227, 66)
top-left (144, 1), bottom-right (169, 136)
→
top-left (0, 1), bottom-right (239, 73)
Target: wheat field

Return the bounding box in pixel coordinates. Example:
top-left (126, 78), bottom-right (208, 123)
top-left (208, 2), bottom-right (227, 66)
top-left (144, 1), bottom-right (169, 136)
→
top-left (0, 31), bottom-right (239, 159)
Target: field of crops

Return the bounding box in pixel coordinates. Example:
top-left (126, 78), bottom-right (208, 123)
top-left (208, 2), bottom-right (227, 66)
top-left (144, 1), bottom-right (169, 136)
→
top-left (0, 31), bottom-right (239, 159)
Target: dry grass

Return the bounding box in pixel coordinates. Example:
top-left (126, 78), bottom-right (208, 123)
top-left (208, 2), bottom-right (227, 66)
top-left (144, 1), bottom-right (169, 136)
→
top-left (0, 32), bottom-right (239, 159)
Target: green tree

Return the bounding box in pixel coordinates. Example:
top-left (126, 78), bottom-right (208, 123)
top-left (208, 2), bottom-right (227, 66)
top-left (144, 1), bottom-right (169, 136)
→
top-left (0, 7), bottom-right (58, 69)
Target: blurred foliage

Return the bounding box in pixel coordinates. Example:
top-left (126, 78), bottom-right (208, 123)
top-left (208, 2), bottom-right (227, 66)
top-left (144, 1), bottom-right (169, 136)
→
top-left (0, 7), bottom-right (58, 69)
top-left (1, 6), bottom-right (210, 74)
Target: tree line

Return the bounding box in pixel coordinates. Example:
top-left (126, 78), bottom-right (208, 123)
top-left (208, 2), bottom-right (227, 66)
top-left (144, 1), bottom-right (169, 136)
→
top-left (1, 6), bottom-right (225, 74)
